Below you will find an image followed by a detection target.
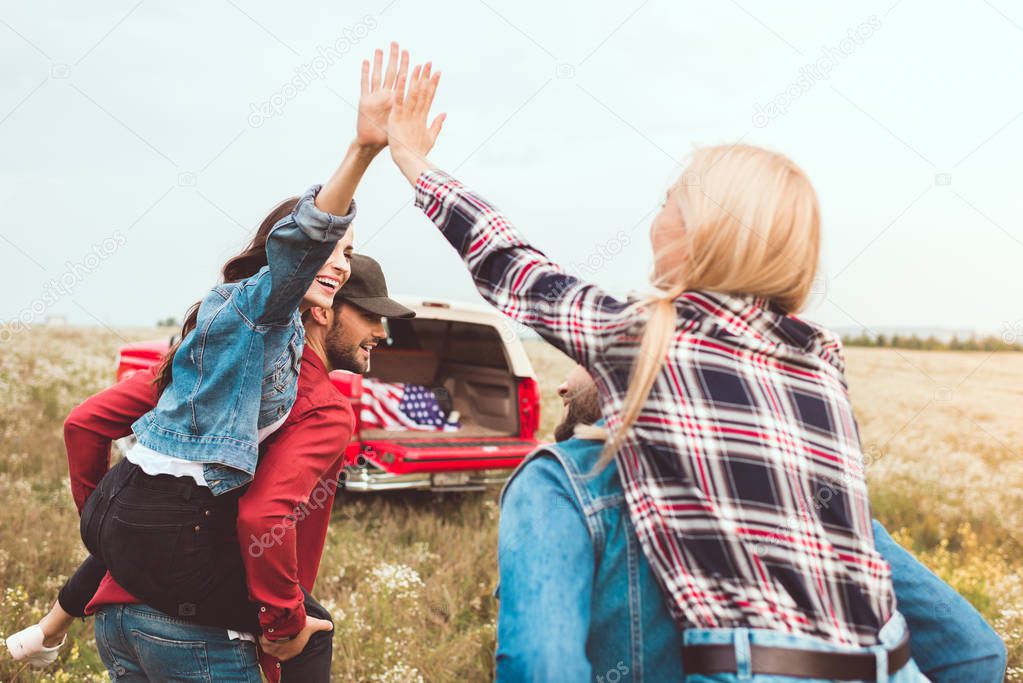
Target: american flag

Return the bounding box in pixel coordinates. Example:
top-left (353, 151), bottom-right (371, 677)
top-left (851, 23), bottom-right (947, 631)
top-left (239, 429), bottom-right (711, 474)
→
top-left (360, 379), bottom-right (460, 432)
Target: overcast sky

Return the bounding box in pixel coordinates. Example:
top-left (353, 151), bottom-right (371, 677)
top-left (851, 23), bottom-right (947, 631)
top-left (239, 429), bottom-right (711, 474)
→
top-left (2, 0), bottom-right (1021, 338)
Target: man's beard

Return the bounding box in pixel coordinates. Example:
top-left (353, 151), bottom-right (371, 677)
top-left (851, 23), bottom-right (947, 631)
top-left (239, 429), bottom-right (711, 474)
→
top-left (553, 386), bottom-right (602, 442)
top-left (327, 344), bottom-right (365, 374)
top-left (325, 324), bottom-right (367, 374)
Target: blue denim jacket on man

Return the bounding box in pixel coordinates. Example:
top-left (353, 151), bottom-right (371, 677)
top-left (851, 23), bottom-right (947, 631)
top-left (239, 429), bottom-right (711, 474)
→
top-left (496, 430), bottom-right (1006, 682)
top-left (131, 185), bottom-right (354, 496)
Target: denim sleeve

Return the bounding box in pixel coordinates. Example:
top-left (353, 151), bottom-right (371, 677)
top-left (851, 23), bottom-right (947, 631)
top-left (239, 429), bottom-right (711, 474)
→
top-left (873, 520), bottom-right (1007, 683)
top-left (496, 454), bottom-right (595, 682)
top-left (247, 185), bottom-right (355, 326)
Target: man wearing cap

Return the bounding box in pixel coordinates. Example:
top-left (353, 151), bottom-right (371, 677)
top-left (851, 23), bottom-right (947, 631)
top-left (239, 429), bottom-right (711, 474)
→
top-left (314, 253), bottom-right (417, 375)
top-left (241, 252), bottom-right (415, 678)
top-left (64, 255), bottom-right (414, 683)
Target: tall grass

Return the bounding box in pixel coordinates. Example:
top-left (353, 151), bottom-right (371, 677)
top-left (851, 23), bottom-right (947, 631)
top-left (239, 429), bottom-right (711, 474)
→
top-left (0, 330), bottom-right (1017, 681)
top-left (846, 348), bottom-right (1023, 678)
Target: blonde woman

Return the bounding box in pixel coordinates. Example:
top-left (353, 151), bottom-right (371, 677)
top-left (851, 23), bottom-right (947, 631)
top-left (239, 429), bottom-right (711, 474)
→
top-left (386, 66), bottom-right (927, 681)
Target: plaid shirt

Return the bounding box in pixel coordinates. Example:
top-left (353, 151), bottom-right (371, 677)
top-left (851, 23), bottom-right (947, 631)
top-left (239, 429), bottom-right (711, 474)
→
top-left (415, 170), bottom-right (895, 647)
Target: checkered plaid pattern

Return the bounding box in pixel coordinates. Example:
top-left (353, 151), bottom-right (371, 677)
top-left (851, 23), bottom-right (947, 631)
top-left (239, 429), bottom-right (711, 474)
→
top-left (415, 170), bottom-right (895, 647)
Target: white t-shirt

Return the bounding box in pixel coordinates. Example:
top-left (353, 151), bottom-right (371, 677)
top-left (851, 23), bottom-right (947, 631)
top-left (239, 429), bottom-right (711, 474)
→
top-left (125, 409), bottom-right (292, 486)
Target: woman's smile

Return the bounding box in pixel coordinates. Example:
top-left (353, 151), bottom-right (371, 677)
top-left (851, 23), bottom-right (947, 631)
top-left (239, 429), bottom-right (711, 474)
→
top-left (314, 275), bottom-right (341, 296)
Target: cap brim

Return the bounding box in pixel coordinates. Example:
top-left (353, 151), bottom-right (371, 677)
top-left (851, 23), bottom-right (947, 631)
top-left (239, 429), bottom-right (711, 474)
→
top-left (341, 296), bottom-right (416, 319)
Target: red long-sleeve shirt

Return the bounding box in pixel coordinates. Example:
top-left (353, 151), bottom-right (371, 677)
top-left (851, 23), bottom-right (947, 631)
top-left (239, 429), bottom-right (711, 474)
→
top-left (65, 347), bottom-right (353, 681)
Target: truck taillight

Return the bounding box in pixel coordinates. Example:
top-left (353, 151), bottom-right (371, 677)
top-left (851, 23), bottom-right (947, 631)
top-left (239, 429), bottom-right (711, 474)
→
top-left (114, 352), bottom-right (134, 383)
top-left (329, 371), bottom-right (364, 433)
top-left (330, 371), bottom-right (363, 399)
top-left (517, 377), bottom-right (540, 439)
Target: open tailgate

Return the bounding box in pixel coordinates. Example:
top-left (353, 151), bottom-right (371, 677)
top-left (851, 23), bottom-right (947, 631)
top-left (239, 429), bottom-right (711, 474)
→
top-left (358, 437), bottom-right (539, 475)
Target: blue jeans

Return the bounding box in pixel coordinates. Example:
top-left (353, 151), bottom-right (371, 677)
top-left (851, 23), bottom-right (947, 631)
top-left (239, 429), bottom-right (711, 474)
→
top-left (683, 612), bottom-right (926, 682)
top-left (94, 603), bottom-right (261, 682)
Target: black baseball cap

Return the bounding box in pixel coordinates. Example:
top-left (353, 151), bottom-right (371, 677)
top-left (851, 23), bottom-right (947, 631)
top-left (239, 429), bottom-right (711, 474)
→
top-left (335, 254), bottom-right (415, 319)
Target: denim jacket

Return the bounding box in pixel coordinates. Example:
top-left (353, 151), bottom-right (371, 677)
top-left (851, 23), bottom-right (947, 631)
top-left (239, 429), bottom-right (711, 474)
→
top-left (496, 434), bottom-right (1007, 682)
top-left (496, 432), bottom-right (684, 682)
top-left (131, 185), bottom-right (354, 495)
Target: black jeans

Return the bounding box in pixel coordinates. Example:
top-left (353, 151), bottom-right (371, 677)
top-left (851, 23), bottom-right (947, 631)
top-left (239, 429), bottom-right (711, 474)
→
top-left (67, 458), bottom-right (332, 681)
top-left (57, 553), bottom-right (106, 617)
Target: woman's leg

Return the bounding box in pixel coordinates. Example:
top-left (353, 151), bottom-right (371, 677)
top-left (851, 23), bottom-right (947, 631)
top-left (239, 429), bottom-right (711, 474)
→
top-left (21, 553), bottom-right (109, 651)
top-left (279, 590), bottom-right (334, 683)
top-left (57, 553), bottom-right (107, 617)
top-left (8, 490), bottom-right (111, 662)
top-left (5, 461), bottom-right (130, 665)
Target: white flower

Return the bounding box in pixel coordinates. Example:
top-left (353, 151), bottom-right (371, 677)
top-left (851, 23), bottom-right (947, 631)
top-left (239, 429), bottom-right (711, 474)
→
top-left (372, 662), bottom-right (424, 683)
top-left (368, 562), bottom-right (424, 602)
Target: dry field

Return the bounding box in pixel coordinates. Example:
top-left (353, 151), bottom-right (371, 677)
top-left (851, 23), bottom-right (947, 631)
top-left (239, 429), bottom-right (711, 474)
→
top-left (0, 328), bottom-right (1019, 681)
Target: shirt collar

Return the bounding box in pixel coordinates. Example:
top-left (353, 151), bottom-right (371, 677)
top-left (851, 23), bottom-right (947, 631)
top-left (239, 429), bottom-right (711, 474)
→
top-left (300, 345), bottom-right (329, 377)
top-left (683, 290), bottom-right (845, 374)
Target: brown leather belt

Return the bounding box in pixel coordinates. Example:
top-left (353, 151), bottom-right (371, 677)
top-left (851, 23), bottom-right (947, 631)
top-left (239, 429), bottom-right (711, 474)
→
top-left (682, 631), bottom-right (912, 681)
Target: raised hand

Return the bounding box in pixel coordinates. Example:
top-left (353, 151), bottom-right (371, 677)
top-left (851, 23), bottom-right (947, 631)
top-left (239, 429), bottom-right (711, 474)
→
top-left (313, 43), bottom-right (409, 215)
top-left (355, 42), bottom-right (409, 151)
top-left (388, 60), bottom-right (446, 184)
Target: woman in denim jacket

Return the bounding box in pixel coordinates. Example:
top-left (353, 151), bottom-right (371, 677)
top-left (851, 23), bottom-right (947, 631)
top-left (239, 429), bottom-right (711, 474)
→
top-left (8, 42), bottom-right (418, 679)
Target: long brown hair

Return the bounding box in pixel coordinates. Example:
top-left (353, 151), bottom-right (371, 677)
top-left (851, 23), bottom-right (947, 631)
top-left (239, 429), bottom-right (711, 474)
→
top-left (155, 197), bottom-right (301, 394)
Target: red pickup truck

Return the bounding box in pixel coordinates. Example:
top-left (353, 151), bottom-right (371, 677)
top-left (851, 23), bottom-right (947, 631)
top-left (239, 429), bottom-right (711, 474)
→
top-left (115, 299), bottom-right (542, 492)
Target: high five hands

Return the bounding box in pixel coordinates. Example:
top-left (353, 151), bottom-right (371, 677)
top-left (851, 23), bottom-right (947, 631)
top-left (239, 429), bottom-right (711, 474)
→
top-left (316, 43), bottom-right (445, 215)
top-left (354, 41), bottom-right (446, 184)
top-left (355, 42), bottom-right (406, 152)
top-left (387, 58), bottom-right (446, 184)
